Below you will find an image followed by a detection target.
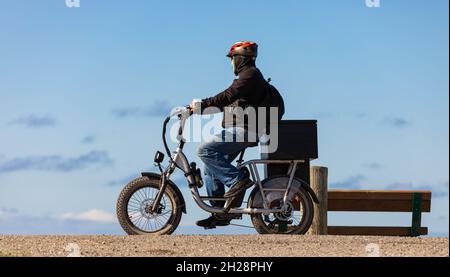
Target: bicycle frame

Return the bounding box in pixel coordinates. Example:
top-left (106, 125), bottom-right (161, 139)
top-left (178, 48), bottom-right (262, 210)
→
top-left (150, 107), bottom-right (306, 215)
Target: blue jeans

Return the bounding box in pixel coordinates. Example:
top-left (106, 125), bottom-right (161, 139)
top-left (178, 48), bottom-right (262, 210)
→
top-left (197, 127), bottom-right (257, 207)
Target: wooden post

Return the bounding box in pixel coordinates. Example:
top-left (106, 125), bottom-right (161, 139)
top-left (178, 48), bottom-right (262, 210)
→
top-left (307, 166), bottom-right (328, 235)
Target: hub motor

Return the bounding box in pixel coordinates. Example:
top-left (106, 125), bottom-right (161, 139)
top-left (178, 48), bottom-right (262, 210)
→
top-left (142, 199), bottom-right (165, 218)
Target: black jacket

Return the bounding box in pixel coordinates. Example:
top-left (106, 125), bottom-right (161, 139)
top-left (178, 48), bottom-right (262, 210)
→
top-left (201, 62), bottom-right (267, 129)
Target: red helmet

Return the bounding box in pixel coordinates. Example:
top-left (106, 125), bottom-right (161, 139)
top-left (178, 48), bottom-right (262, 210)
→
top-left (227, 41), bottom-right (258, 58)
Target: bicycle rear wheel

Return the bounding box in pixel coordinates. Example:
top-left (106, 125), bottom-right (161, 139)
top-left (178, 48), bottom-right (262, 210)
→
top-left (248, 176), bottom-right (314, 234)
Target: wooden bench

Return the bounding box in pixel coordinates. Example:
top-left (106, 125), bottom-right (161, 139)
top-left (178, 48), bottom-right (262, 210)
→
top-left (327, 190), bottom-right (432, 236)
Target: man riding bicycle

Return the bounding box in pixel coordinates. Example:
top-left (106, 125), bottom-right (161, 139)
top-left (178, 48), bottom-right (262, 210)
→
top-left (190, 41), bottom-right (270, 229)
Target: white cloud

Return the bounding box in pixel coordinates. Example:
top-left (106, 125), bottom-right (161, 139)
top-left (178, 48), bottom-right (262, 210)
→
top-left (0, 207), bottom-right (18, 219)
top-left (60, 209), bottom-right (116, 223)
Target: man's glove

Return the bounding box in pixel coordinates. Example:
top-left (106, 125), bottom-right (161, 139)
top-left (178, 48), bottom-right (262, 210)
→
top-left (190, 99), bottom-right (202, 114)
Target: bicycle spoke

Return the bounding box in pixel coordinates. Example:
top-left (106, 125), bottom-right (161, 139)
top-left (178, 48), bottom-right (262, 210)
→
top-left (126, 186), bottom-right (174, 233)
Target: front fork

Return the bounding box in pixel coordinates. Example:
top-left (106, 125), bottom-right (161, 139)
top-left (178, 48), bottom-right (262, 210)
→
top-left (150, 147), bottom-right (192, 213)
top-left (149, 172), bottom-right (170, 213)
top-left (149, 154), bottom-right (176, 213)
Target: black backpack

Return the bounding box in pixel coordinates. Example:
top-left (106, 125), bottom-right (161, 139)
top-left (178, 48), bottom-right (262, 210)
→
top-left (260, 78), bottom-right (285, 121)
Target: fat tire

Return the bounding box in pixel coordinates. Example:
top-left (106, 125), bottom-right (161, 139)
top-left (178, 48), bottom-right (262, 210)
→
top-left (116, 176), bottom-right (183, 235)
top-left (249, 177), bottom-right (314, 235)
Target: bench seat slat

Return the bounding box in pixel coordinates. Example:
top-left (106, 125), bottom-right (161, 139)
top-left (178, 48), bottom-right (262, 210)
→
top-left (328, 199), bottom-right (431, 212)
top-left (328, 190), bottom-right (432, 201)
top-left (328, 226), bottom-right (428, 236)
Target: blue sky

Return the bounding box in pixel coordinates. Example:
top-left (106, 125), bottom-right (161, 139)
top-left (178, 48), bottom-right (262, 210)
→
top-left (0, 0), bottom-right (448, 236)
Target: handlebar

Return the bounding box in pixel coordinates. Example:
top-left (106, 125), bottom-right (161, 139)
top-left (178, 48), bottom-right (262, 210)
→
top-left (162, 105), bottom-right (193, 159)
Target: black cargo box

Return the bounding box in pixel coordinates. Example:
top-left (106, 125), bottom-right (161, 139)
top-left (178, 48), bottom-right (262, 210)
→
top-left (261, 120), bottom-right (318, 161)
top-left (261, 120), bottom-right (318, 183)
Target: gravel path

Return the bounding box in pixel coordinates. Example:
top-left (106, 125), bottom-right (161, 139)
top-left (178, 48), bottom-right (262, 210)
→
top-left (0, 235), bottom-right (448, 257)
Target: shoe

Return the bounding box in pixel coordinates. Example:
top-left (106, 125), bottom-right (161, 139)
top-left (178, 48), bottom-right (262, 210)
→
top-left (195, 215), bottom-right (231, 229)
top-left (215, 213), bottom-right (242, 221)
top-left (224, 178), bottom-right (253, 198)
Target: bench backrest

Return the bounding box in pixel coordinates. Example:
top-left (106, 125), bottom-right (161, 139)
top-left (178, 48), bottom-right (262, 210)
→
top-left (327, 190), bottom-right (432, 236)
top-left (328, 190), bottom-right (431, 212)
